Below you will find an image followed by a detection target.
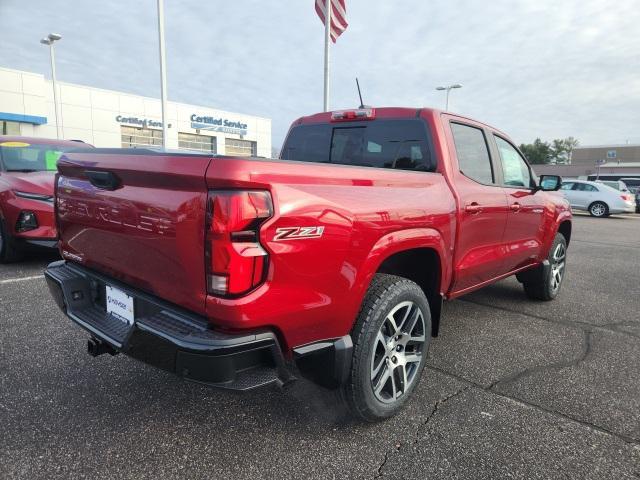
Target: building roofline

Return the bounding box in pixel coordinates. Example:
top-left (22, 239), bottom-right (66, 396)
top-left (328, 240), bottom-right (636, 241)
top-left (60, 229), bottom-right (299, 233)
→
top-left (574, 144), bottom-right (640, 149)
top-left (0, 65), bottom-right (271, 122)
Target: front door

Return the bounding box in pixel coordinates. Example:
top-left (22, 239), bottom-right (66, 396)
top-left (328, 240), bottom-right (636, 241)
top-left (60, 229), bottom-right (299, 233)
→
top-left (491, 134), bottom-right (546, 272)
top-left (559, 181), bottom-right (578, 208)
top-left (570, 182), bottom-right (598, 210)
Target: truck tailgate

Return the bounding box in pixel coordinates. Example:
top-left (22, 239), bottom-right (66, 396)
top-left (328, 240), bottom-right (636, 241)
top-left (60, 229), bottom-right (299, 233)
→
top-left (56, 150), bottom-right (211, 315)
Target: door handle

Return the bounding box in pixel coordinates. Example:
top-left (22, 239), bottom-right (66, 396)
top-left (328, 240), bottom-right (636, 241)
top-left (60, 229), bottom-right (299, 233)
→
top-left (85, 170), bottom-right (121, 191)
top-left (510, 202), bottom-right (521, 212)
top-left (465, 203), bottom-right (482, 214)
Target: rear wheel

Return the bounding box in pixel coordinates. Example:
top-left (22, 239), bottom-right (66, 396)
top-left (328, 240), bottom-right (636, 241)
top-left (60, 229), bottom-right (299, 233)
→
top-left (523, 233), bottom-right (567, 301)
top-left (341, 274), bottom-right (431, 421)
top-left (0, 217), bottom-right (23, 263)
top-left (588, 201), bottom-right (608, 217)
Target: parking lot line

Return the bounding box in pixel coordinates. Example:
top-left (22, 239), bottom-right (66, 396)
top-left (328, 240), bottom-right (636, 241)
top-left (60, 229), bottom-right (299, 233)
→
top-left (0, 274), bottom-right (44, 285)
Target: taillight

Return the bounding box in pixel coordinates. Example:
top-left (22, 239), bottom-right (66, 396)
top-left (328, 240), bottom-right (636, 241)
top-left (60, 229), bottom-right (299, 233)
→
top-left (621, 195), bottom-right (631, 201)
top-left (206, 190), bottom-right (273, 297)
top-left (331, 108), bottom-right (376, 122)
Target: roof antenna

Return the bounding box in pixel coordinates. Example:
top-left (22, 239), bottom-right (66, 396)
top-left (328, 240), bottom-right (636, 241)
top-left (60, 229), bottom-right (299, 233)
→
top-left (356, 77), bottom-right (365, 108)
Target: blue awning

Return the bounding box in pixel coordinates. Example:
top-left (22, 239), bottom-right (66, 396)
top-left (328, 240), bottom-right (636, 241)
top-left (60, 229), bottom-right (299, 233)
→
top-left (0, 111), bottom-right (47, 125)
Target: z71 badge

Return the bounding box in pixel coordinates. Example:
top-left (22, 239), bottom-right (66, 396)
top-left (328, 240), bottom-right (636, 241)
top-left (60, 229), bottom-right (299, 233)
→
top-left (274, 226), bottom-right (325, 241)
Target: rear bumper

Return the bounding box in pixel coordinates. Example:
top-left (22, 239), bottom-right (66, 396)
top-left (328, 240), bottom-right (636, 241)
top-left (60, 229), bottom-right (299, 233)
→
top-left (44, 260), bottom-right (291, 390)
top-left (610, 204), bottom-right (636, 214)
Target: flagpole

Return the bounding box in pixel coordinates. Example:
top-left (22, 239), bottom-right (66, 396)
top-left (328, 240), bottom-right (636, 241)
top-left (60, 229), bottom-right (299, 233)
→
top-left (323, 0), bottom-right (331, 112)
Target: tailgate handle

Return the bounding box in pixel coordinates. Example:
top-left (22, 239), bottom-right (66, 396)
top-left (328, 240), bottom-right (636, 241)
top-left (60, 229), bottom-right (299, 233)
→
top-left (85, 170), bottom-right (121, 190)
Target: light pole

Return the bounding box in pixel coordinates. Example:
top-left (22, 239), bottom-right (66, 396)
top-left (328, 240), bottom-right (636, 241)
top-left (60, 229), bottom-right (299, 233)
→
top-left (436, 84), bottom-right (463, 111)
top-left (156, 0), bottom-right (169, 148)
top-left (40, 33), bottom-right (63, 139)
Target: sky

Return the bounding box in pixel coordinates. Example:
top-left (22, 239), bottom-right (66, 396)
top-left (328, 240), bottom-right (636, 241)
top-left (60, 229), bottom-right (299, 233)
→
top-left (1, 0), bottom-right (639, 149)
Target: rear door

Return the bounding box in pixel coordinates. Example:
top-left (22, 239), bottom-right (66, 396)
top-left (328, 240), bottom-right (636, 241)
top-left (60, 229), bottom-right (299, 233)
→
top-left (56, 150), bottom-right (212, 315)
top-left (445, 119), bottom-right (509, 294)
top-left (490, 134), bottom-right (546, 272)
top-left (570, 182), bottom-right (597, 209)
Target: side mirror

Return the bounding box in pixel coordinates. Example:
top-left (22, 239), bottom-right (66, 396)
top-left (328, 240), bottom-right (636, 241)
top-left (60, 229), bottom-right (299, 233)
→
top-left (538, 174), bottom-right (562, 191)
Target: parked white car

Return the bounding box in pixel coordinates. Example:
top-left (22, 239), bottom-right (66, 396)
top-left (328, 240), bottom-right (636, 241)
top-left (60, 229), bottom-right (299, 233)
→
top-left (560, 179), bottom-right (635, 217)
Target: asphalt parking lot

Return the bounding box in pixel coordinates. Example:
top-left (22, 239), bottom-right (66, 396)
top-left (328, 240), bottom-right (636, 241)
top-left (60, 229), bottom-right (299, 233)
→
top-left (1, 214), bottom-right (639, 479)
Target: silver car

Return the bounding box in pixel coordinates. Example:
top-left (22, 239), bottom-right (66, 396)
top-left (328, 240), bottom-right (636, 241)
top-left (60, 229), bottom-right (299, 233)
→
top-left (560, 179), bottom-right (636, 217)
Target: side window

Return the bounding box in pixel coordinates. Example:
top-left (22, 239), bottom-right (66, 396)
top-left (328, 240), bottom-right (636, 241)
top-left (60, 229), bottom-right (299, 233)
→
top-left (574, 183), bottom-right (598, 192)
top-left (560, 182), bottom-right (574, 190)
top-left (494, 136), bottom-right (532, 188)
top-left (450, 123), bottom-right (494, 184)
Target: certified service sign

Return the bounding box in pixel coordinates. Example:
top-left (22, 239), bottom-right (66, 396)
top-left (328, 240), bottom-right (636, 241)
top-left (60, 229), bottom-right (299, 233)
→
top-left (190, 114), bottom-right (248, 136)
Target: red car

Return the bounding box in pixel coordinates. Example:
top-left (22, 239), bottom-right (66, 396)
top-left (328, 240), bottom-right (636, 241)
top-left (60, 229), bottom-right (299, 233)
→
top-left (45, 108), bottom-right (571, 420)
top-left (0, 137), bottom-right (92, 262)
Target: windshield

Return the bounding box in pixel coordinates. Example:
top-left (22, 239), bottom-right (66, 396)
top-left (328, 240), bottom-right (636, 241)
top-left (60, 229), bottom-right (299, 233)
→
top-left (0, 141), bottom-right (79, 172)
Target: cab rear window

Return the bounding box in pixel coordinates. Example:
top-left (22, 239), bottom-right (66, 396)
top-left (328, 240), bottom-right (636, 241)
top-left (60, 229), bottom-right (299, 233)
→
top-left (281, 119), bottom-right (436, 172)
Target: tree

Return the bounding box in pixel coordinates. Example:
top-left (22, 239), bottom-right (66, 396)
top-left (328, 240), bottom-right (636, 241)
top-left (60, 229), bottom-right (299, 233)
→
top-left (550, 137), bottom-right (579, 164)
top-left (519, 138), bottom-right (551, 164)
top-left (520, 137), bottom-right (579, 165)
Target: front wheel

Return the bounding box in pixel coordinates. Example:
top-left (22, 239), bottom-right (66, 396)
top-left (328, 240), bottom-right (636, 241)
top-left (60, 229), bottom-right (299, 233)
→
top-left (589, 201), bottom-right (608, 217)
top-left (523, 233), bottom-right (567, 301)
top-left (341, 274), bottom-right (431, 421)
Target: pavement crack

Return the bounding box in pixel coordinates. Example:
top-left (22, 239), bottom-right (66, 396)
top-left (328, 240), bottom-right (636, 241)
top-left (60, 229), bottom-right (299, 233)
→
top-left (459, 297), bottom-right (640, 342)
top-left (489, 329), bottom-right (593, 391)
top-left (420, 385), bottom-right (470, 434)
top-left (373, 446), bottom-right (394, 478)
top-left (373, 385), bottom-right (469, 479)
top-left (424, 365), bottom-right (640, 445)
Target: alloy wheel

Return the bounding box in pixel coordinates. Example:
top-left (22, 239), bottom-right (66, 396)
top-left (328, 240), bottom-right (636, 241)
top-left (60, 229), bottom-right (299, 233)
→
top-left (550, 242), bottom-right (566, 293)
top-left (591, 203), bottom-right (606, 217)
top-left (370, 301), bottom-right (426, 404)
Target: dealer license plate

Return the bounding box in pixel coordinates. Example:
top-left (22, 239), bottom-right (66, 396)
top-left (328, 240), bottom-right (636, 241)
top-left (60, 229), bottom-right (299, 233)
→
top-left (105, 285), bottom-right (135, 325)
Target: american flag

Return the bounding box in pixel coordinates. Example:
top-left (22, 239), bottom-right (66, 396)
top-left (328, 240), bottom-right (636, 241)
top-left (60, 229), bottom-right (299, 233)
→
top-left (315, 0), bottom-right (348, 43)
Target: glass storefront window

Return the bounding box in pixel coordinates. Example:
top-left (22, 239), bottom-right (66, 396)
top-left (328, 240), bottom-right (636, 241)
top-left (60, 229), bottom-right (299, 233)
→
top-left (225, 138), bottom-right (257, 157)
top-left (178, 132), bottom-right (216, 153)
top-left (121, 126), bottom-right (163, 148)
top-left (1, 121), bottom-right (21, 136)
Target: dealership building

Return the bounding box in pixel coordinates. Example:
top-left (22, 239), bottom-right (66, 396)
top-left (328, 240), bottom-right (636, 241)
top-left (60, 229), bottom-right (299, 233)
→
top-left (0, 66), bottom-right (271, 157)
top-left (534, 144), bottom-right (640, 180)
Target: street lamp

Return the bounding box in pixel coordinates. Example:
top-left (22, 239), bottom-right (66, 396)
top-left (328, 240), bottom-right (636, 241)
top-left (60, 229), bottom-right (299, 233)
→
top-left (435, 84), bottom-right (463, 111)
top-left (40, 33), bottom-right (63, 139)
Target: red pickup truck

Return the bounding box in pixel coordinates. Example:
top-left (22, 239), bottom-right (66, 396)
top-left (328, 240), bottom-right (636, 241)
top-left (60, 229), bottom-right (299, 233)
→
top-left (45, 107), bottom-right (571, 420)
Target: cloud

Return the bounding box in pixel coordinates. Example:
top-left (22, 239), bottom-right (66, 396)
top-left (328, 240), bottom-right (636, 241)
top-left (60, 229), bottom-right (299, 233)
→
top-left (1, 0), bottom-right (638, 147)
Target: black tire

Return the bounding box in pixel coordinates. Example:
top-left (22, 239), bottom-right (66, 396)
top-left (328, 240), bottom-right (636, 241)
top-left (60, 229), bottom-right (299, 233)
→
top-left (341, 274), bottom-right (431, 421)
top-left (588, 201), bottom-right (608, 218)
top-left (523, 233), bottom-right (567, 301)
top-left (0, 217), bottom-right (23, 263)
